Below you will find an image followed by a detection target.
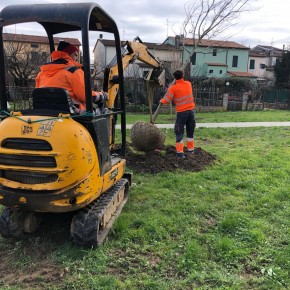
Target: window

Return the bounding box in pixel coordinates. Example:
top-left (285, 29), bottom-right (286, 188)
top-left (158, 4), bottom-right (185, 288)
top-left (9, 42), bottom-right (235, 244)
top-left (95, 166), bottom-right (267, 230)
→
top-left (232, 55), bottom-right (238, 67)
top-left (213, 49), bottom-right (217, 56)
top-left (41, 52), bottom-right (48, 58)
top-left (191, 52), bottom-right (196, 65)
top-left (209, 69), bottom-right (213, 74)
top-left (260, 63), bottom-right (266, 69)
top-left (219, 70), bottom-right (222, 74)
top-left (143, 70), bottom-right (150, 78)
top-left (31, 43), bottom-right (39, 48)
top-left (249, 59), bottom-right (255, 69)
top-left (31, 51), bottom-right (39, 59)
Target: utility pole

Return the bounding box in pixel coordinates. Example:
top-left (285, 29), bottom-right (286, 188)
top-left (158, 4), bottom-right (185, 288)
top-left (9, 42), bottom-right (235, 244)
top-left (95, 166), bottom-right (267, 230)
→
top-left (120, 21), bottom-right (127, 41)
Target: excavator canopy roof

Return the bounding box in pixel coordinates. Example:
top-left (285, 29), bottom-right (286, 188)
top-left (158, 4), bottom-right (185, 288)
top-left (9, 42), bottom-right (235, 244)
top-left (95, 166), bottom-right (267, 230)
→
top-left (0, 2), bottom-right (116, 34)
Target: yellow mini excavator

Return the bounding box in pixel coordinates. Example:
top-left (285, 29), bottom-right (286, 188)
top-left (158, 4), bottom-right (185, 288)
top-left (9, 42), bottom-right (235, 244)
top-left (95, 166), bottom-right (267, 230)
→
top-left (0, 3), bottom-right (144, 247)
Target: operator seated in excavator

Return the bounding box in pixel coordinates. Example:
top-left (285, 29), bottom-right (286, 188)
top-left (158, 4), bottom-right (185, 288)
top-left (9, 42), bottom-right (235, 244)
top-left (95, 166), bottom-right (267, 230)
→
top-left (35, 40), bottom-right (108, 115)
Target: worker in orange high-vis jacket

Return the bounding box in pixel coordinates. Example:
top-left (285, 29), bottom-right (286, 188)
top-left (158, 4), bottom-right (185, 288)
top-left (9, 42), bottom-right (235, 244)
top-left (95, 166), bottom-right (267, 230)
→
top-left (160, 70), bottom-right (195, 158)
top-left (36, 41), bottom-right (105, 113)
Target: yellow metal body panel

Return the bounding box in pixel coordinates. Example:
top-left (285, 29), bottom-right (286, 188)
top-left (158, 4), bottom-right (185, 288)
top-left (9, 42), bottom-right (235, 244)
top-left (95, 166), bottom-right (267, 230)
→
top-left (0, 115), bottom-right (100, 190)
top-left (102, 159), bottom-right (126, 193)
top-left (0, 114), bottom-right (125, 212)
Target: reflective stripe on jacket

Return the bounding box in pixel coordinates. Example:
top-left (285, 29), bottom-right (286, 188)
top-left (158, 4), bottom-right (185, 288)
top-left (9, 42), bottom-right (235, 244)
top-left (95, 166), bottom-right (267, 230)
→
top-left (160, 79), bottom-right (195, 112)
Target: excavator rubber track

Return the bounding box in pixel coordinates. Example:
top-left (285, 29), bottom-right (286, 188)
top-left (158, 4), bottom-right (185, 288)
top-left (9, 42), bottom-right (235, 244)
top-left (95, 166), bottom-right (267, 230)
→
top-left (70, 178), bottom-right (129, 247)
top-left (0, 207), bottom-right (26, 238)
top-left (0, 207), bottom-right (47, 239)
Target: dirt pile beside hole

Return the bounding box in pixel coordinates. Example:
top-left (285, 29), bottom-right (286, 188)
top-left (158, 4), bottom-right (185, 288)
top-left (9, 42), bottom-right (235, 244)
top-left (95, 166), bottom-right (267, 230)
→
top-left (126, 144), bottom-right (216, 174)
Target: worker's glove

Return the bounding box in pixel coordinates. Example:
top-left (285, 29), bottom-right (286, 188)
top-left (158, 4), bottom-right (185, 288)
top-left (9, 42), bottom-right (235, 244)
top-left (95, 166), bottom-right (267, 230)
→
top-left (93, 92), bottom-right (108, 103)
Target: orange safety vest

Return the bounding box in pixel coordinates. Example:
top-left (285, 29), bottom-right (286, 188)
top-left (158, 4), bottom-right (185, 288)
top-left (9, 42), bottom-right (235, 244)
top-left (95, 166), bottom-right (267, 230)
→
top-left (36, 51), bottom-right (91, 111)
top-left (160, 79), bottom-right (195, 112)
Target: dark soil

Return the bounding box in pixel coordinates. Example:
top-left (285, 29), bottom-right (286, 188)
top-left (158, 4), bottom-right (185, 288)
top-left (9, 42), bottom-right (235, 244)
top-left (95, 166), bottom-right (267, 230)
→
top-left (0, 213), bottom-right (73, 289)
top-left (126, 144), bottom-right (217, 174)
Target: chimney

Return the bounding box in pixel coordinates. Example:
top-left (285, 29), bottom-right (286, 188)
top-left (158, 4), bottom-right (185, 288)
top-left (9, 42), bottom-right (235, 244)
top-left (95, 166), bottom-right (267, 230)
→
top-left (175, 35), bottom-right (181, 49)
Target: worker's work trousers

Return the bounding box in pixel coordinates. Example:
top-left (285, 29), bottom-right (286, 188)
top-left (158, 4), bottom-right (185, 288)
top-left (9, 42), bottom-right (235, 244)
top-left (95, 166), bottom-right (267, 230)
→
top-left (174, 110), bottom-right (195, 153)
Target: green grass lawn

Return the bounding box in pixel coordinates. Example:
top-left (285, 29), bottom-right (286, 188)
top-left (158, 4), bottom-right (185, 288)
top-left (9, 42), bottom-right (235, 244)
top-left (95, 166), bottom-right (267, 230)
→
top-left (126, 110), bottom-right (290, 124)
top-left (0, 124), bottom-right (290, 289)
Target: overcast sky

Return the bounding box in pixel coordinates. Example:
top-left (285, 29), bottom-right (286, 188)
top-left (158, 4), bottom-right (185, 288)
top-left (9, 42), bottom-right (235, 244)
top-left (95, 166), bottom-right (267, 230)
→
top-left (0, 0), bottom-right (289, 50)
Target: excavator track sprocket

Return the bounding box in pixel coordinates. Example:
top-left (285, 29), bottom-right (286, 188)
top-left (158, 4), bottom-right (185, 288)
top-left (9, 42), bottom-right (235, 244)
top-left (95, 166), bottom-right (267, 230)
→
top-left (70, 178), bottom-right (129, 247)
top-left (0, 208), bottom-right (25, 238)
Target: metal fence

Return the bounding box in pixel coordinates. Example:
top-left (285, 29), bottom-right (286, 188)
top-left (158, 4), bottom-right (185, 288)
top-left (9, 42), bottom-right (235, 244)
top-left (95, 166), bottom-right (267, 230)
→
top-left (261, 88), bottom-right (290, 109)
top-left (194, 90), bottom-right (223, 107)
top-left (227, 90), bottom-right (244, 111)
top-left (6, 86), bottom-right (34, 110)
top-left (194, 88), bottom-right (246, 111)
top-left (3, 86), bottom-right (290, 112)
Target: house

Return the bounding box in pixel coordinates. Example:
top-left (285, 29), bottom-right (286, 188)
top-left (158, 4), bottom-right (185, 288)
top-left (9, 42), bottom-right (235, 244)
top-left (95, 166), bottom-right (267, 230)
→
top-left (163, 36), bottom-right (256, 80)
top-left (3, 33), bottom-right (81, 87)
top-left (248, 45), bottom-right (284, 85)
top-left (3, 33), bottom-right (81, 62)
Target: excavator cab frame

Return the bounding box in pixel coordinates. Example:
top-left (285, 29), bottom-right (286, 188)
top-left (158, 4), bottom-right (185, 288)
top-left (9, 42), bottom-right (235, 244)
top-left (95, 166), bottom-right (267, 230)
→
top-left (0, 2), bottom-right (127, 157)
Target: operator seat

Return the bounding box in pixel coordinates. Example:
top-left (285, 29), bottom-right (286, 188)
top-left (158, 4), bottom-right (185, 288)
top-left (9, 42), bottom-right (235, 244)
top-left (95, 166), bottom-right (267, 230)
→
top-left (32, 87), bottom-right (78, 114)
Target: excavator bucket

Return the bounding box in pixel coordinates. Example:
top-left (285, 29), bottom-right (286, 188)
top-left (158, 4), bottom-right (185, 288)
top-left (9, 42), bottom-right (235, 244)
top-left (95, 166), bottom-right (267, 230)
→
top-left (144, 68), bottom-right (166, 86)
top-left (144, 68), bottom-right (165, 123)
top-left (157, 69), bottom-right (166, 87)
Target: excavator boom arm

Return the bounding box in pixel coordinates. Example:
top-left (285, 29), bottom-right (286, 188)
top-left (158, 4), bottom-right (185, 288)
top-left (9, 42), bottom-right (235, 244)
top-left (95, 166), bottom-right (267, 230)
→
top-left (105, 37), bottom-right (164, 108)
top-left (125, 40), bottom-right (161, 68)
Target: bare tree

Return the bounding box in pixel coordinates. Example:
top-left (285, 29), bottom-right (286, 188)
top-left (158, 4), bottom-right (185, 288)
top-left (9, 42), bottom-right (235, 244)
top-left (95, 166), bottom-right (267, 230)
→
top-left (152, 0), bottom-right (254, 121)
top-left (92, 46), bottom-right (106, 90)
top-left (162, 49), bottom-right (183, 78)
top-left (4, 35), bottom-right (50, 87)
top-left (178, 0), bottom-right (253, 68)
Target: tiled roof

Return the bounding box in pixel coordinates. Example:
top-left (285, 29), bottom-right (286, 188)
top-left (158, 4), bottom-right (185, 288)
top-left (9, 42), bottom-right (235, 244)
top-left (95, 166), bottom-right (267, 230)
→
top-left (254, 45), bottom-right (283, 52)
top-left (250, 45), bottom-right (284, 57)
top-left (227, 71), bottom-right (257, 78)
top-left (206, 62), bottom-right (227, 67)
top-left (249, 51), bottom-right (267, 57)
top-left (182, 38), bottom-right (249, 50)
top-left (3, 33), bottom-right (81, 46)
top-left (98, 39), bottom-right (125, 46)
top-left (99, 39), bottom-right (181, 51)
top-left (148, 43), bottom-right (181, 50)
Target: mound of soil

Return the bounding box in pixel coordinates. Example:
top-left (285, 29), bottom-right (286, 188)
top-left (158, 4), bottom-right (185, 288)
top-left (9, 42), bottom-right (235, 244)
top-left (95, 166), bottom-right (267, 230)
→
top-left (126, 144), bottom-right (216, 174)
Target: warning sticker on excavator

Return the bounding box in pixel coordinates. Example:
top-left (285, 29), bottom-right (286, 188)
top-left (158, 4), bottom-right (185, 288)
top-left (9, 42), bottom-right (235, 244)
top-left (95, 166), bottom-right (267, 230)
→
top-left (37, 120), bottom-right (56, 137)
top-left (21, 125), bottom-right (33, 135)
top-left (110, 168), bottom-right (118, 180)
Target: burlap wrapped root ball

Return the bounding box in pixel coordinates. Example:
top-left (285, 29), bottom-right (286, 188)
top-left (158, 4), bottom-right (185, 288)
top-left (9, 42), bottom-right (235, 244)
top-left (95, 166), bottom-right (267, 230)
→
top-left (130, 121), bottom-right (165, 152)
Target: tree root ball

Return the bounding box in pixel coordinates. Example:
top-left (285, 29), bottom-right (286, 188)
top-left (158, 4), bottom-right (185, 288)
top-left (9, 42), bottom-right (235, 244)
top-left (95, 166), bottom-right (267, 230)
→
top-left (130, 121), bottom-right (165, 152)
